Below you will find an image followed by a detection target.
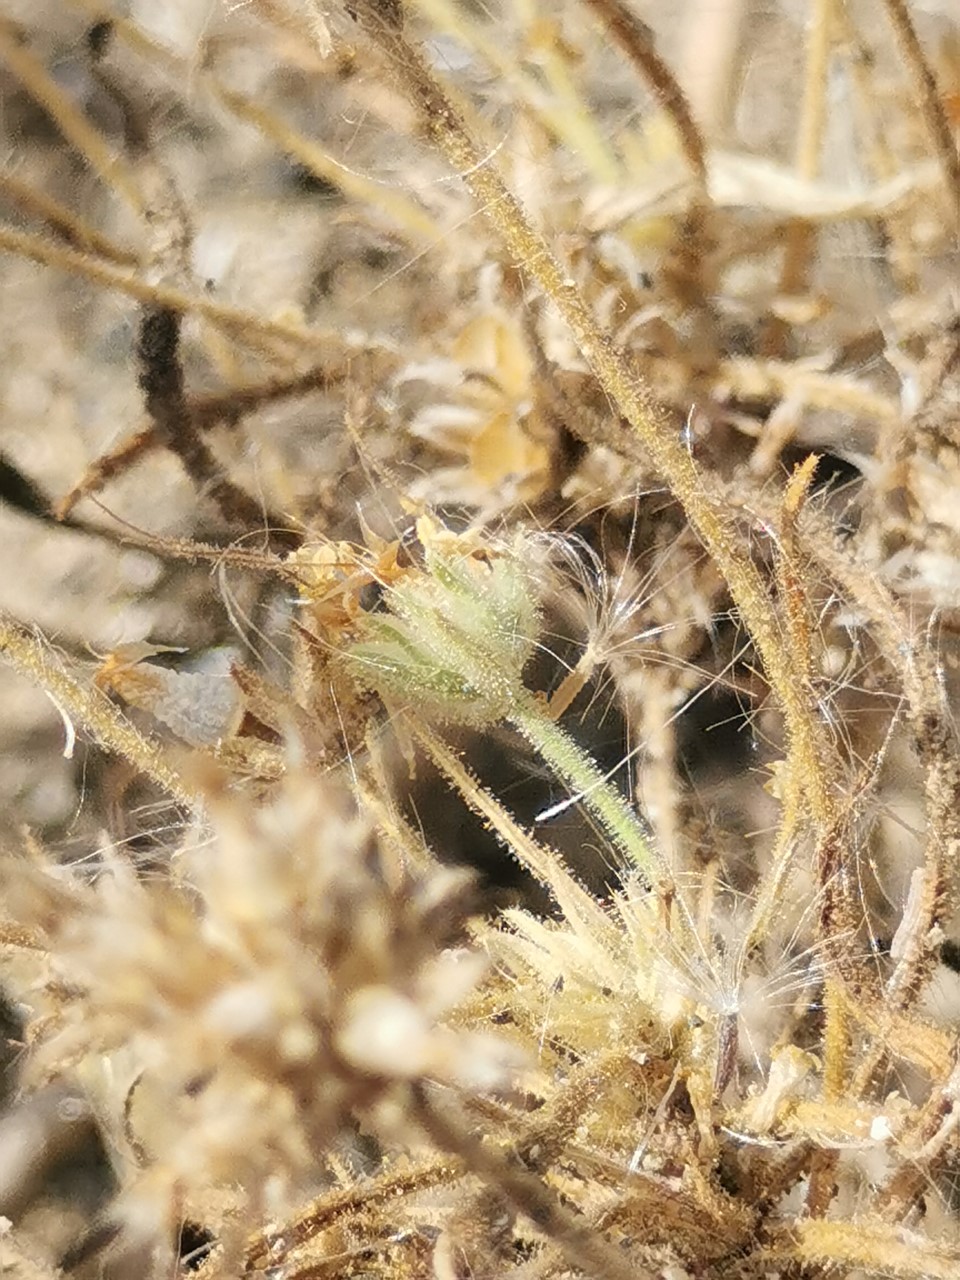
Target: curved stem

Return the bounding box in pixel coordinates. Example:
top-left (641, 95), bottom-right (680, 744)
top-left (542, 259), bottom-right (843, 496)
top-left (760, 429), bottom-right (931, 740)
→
top-left (508, 693), bottom-right (665, 888)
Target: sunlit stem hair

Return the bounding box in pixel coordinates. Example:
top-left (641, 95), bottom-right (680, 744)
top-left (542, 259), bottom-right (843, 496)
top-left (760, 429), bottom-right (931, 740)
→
top-left (344, 526), bottom-right (670, 891)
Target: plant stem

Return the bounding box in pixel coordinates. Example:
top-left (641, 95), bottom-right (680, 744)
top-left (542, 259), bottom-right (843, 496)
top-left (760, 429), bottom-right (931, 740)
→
top-left (763, 0), bottom-right (834, 355)
top-left (0, 614), bottom-right (198, 809)
top-left (343, 0), bottom-right (837, 841)
top-left (881, 0), bottom-right (960, 232)
top-left (508, 693), bottom-right (667, 889)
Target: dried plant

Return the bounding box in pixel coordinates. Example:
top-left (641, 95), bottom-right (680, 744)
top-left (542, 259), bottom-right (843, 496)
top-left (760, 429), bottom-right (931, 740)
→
top-left (1, 1), bottom-right (960, 1278)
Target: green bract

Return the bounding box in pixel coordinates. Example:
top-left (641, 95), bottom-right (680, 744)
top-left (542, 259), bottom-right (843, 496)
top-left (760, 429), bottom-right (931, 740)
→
top-left (346, 538), bottom-right (540, 726)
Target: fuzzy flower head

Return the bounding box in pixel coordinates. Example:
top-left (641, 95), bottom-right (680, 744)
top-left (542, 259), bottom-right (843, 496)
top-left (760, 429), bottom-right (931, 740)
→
top-left (1, 769), bottom-right (522, 1248)
top-left (346, 516), bottom-right (542, 726)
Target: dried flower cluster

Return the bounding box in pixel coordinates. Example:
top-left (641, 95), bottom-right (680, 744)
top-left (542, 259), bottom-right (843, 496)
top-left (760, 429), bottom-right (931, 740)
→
top-left (1, 1), bottom-right (960, 1278)
top-left (2, 767), bottom-right (508, 1274)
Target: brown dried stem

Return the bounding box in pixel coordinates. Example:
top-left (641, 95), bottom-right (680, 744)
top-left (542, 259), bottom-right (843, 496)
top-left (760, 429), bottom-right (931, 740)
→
top-left (0, 19), bottom-right (144, 215)
top-left (408, 714), bottom-right (614, 937)
top-left (244, 1157), bottom-right (459, 1272)
top-left (0, 614), bottom-right (197, 808)
top-left (769, 1214), bottom-right (960, 1278)
top-left (880, 0), bottom-right (960, 230)
top-left (410, 1083), bottom-right (647, 1280)
top-left (763, 0), bottom-right (834, 355)
top-left (77, 501), bottom-right (299, 572)
top-left (212, 82), bottom-right (441, 243)
top-left (135, 305), bottom-right (273, 534)
top-left (0, 171), bottom-right (138, 265)
top-left (57, 359), bottom-right (387, 518)
top-left (832, 4), bottom-right (921, 290)
top-left (800, 516), bottom-right (959, 1082)
top-left (0, 221), bottom-right (326, 360)
top-left (579, 0), bottom-right (713, 313)
top-left (579, 0), bottom-right (706, 184)
top-left (746, 457), bottom-right (822, 952)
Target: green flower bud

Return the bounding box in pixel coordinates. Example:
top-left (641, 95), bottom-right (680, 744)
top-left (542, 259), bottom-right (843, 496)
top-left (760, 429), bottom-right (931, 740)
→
top-left (346, 532), bottom-right (540, 726)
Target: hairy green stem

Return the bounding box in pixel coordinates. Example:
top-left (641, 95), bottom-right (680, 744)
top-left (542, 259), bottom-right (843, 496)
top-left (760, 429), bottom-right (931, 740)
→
top-left (508, 693), bottom-right (666, 889)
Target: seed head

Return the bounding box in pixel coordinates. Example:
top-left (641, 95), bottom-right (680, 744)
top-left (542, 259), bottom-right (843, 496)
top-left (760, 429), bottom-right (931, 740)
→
top-left (346, 518), bottom-right (541, 726)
